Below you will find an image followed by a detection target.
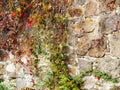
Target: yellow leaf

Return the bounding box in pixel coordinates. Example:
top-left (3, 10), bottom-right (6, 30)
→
top-left (16, 7), bottom-right (21, 12)
top-left (32, 13), bottom-right (38, 19)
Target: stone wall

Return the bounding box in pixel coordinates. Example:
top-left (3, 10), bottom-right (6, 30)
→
top-left (0, 0), bottom-right (120, 90)
top-left (67, 0), bottom-right (120, 89)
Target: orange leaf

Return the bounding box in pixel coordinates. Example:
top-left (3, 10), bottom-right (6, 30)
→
top-left (11, 12), bottom-right (17, 18)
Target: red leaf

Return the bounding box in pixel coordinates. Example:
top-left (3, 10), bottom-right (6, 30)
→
top-left (97, 76), bottom-right (100, 80)
top-left (25, 23), bottom-right (32, 29)
top-left (20, 9), bottom-right (25, 20)
top-left (27, 18), bottom-right (32, 24)
top-left (29, 4), bottom-right (33, 9)
top-left (11, 12), bottom-right (17, 18)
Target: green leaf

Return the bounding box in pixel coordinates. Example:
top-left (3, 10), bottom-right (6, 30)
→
top-left (109, 79), bottom-right (117, 83)
top-left (0, 79), bottom-right (3, 83)
top-left (73, 87), bottom-right (79, 90)
top-left (79, 71), bottom-right (86, 77)
top-left (94, 71), bottom-right (102, 76)
top-left (107, 75), bottom-right (112, 79)
top-left (101, 74), bottom-right (107, 79)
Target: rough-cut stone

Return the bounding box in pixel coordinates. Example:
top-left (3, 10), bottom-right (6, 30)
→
top-left (102, 15), bottom-right (120, 34)
top-left (87, 18), bottom-right (102, 40)
top-left (77, 35), bottom-right (107, 58)
top-left (68, 7), bottom-right (83, 17)
top-left (85, 1), bottom-right (98, 16)
top-left (0, 0), bottom-right (120, 89)
top-left (70, 21), bottom-right (84, 35)
top-left (77, 35), bottom-right (91, 56)
top-left (83, 75), bottom-right (115, 90)
top-left (71, 18), bottom-right (97, 35)
top-left (115, 0), bottom-right (120, 5)
top-left (87, 37), bottom-right (107, 58)
top-left (77, 42), bottom-right (91, 56)
top-left (77, 35), bottom-right (89, 46)
top-left (67, 0), bottom-right (120, 89)
top-left (87, 47), bottom-right (105, 58)
top-left (78, 59), bottom-right (92, 72)
top-left (108, 32), bottom-right (120, 57)
top-left (82, 18), bottom-right (96, 33)
top-left (96, 56), bottom-right (120, 79)
top-left (105, 0), bottom-right (116, 11)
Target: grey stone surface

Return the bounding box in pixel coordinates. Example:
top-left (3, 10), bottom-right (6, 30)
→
top-left (83, 75), bottom-right (115, 90)
top-left (78, 59), bottom-right (92, 72)
top-left (102, 15), bottom-right (120, 34)
top-left (95, 56), bottom-right (120, 79)
top-left (108, 32), bottom-right (120, 57)
top-left (67, 1), bottom-right (120, 89)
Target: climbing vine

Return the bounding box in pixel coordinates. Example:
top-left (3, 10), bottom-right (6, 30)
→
top-left (0, 0), bottom-right (118, 90)
top-left (30, 0), bottom-right (84, 90)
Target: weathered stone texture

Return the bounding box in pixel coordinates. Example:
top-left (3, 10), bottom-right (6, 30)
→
top-left (96, 57), bottom-right (120, 79)
top-left (87, 37), bottom-right (107, 58)
top-left (0, 0), bottom-right (120, 89)
top-left (108, 32), bottom-right (120, 57)
top-left (68, 0), bottom-right (120, 89)
top-left (85, 1), bottom-right (98, 16)
top-left (68, 7), bottom-right (83, 17)
top-left (102, 15), bottom-right (120, 34)
top-left (78, 59), bottom-right (92, 72)
top-left (77, 36), bottom-right (107, 58)
top-left (83, 75), bottom-right (115, 90)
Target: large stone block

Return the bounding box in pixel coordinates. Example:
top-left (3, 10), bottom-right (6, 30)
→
top-left (68, 7), bottom-right (83, 17)
top-left (108, 32), bottom-right (120, 57)
top-left (105, 0), bottom-right (117, 11)
top-left (77, 36), bottom-right (107, 58)
top-left (77, 36), bottom-right (91, 56)
top-left (78, 59), bottom-right (92, 72)
top-left (85, 1), bottom-right (98, 16)
top-left (83, 75), bottom-right (115, 90)
top-left (71, 18), bottom-right (97, 33)
top-left (87, 37), bottom-right (107, 58)
top-left (95, 56), bottom-right (120, 79)
top-left (102, 15), bottom-right (120, 34)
